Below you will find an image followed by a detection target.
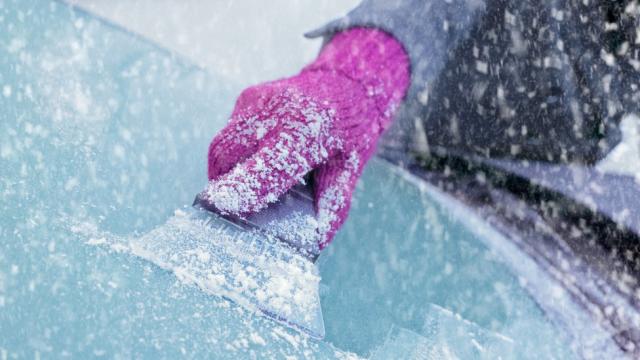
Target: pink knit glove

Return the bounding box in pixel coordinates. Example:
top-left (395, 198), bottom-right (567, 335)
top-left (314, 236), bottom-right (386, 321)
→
top-left (205, 28), bottom-right (410, 249)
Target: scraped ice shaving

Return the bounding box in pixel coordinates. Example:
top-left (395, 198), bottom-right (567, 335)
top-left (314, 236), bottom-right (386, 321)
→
top-left (76, 207), bottom-right (324, 337)
top-left (261, 210), bottom-right (320, 257)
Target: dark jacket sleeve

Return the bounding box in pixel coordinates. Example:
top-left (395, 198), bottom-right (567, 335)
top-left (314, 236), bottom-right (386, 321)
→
top-left (307, 0), bottom-right (640, 165)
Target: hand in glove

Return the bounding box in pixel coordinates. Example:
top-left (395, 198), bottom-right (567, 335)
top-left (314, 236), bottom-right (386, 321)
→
top-left (205, 28), bottom-right (410, 249)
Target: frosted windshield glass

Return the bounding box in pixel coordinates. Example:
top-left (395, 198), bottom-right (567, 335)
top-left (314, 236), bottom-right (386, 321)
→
top-left (0, 1), bottom-right (575, 358)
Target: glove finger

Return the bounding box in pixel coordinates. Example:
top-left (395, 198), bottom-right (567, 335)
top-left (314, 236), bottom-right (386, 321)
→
top-left (207, 116), bottom-right (263, 180)
top-left (313, 150), bottom-right (365, 249)
top-left (231, 81), bottom-right (282, 118)
top-left (204, 124), bottom-right (337, 216)
top-left (208, 81), bottom-right (288, 180)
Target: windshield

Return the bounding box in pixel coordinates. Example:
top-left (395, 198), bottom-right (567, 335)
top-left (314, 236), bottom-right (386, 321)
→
top-left (1, 0), bottom-right (636, 358)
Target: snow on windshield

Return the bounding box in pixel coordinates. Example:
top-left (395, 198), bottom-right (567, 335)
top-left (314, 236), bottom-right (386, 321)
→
top-left (2, 0), bottom-right (639, 358)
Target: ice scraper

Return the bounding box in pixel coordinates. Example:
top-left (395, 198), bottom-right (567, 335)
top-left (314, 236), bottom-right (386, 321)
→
top-left (130, 183), bottom-right (326, 339)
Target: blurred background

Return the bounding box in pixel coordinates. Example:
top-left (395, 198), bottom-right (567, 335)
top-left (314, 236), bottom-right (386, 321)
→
top-left (69, 0), bottom-right (640, 176)
top-left (68, 0), bottom-right (360, 87)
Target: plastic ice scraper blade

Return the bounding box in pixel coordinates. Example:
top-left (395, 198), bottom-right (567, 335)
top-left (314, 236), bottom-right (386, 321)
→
top-left (193, 184), bottom-right (322, 262)
top-left (130, 183), bottom-right (325, 339)
top-left (193, 183), bottom-right (324, 338)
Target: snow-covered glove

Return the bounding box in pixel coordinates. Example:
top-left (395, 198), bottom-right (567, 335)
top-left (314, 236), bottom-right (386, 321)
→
top-left (205, 28), bottom-right (410, 249)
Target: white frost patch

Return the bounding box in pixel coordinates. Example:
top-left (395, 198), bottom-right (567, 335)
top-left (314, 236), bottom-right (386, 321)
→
top-left (255, 124), bottom-right (268, 140)
top-left (64, 177), bottom-right (79, 192)
top-left (112, 144), bottom-right (126, 160)
top-left (475, 61), bottom-right (488, 74)
top-left (597, 114), bottom-right (640, 180)
top-left (28, 25), bottom-right (116, 144)
top-left (249, 332), bottom-right (267, 346)
top-left (7, 37), bottom-right (25, 53)
top-left (2, 85), bottom-right (11, 98)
